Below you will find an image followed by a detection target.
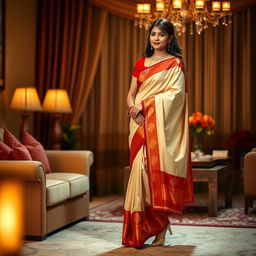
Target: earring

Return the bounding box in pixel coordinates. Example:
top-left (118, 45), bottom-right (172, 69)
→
top-left (168, 42), bottom-right (171, 52)
top-left (151, 45), bottom-right (153, 50)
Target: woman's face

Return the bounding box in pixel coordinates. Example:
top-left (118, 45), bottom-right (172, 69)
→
top-left (150, 26), bottom-right (171, 51)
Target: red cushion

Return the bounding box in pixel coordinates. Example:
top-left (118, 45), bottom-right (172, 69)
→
top-left (3, 128), bottom-right (20, 148)
top-left (0, 142), bottom-right (12, 160)
top-left (12, 144), bottom-right (32, 160)
top-left (22, 131), bottom-right (51, 173)
top-left (3, 128), bottom-right (32, 160)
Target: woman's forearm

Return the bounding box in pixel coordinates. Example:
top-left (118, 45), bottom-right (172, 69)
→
top-left (127, 92), bottom-right (135, 108)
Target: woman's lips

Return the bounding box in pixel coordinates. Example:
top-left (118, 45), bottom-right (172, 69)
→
top-left (153, 42), bottom-right (160, 46)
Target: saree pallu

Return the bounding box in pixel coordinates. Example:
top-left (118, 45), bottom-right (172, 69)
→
top-left (122, 57), bottom-right (194, 248)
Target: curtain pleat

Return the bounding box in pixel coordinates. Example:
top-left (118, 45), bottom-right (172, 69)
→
top-left (35, 0), bottom-right (107, 146)
top-left (81, 16), bottom-right (148, 195)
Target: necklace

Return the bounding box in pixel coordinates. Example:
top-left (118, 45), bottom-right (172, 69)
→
top-left (145, 55), bottom-right (170, 73)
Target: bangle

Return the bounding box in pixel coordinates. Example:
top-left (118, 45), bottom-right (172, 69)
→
top-left (128, 105), bottom-right (134, 116)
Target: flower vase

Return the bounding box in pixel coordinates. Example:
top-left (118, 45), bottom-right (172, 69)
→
top-left (192, 135), bottom-right (203, 153)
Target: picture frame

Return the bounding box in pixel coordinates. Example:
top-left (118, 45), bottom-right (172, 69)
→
top-left (0, 0), bottom-right (5, 90)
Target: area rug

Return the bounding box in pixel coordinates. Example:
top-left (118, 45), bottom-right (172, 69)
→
top-left (89, 198), bottom-right (256, 228)
top-left (23, 221), bottom-right (256, 256)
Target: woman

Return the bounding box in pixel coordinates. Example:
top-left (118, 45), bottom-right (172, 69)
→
top-left (122, 19), bottom-right (194, 248)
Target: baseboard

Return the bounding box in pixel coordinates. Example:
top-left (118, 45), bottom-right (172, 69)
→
top-left (25, 234), bottom-right (47, 241)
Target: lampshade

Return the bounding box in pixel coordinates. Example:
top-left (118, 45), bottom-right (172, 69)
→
top-left (42, 89), bottom-right (72, 113)
top-left (173, 0), bottom-right (182, 9)
top-left (137, 4), bottom-right (151, 14)
top-left (195, 0), bottom-right (204, 9)
top-left (10, 88), bottom-right (42, 111)
top-left (156, 1), bottom-right (165, 12)
top-left (222, 2), bottom-right (230, 11)
top-left (212, 2), bottom-right (221, 11)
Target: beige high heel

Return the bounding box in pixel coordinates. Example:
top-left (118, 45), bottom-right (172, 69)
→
top-left (151, 224), bottom-right (172, 247)
top-left (167, 224), bottom-right (173, 235)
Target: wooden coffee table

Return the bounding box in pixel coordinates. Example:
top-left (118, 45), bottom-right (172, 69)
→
top-left (192, 165), bottom-right (233, 217)
top-left (123, 164), bottom-right (233, 217)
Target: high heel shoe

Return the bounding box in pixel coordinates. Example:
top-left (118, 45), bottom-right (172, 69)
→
top-left (151, 237), bottom-right (165, 246)
top-left (151, 224), bottom-right (173, 247)
top-left (167, 224), bottom-right (173, 235)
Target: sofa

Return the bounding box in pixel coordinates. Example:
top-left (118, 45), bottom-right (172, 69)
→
top-left (0, 150), bottom-right (93, 240)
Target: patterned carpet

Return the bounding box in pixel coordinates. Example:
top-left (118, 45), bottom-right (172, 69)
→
top-left (89, 196), bottom-right (256, 228)
top-left (23, 221), bottom-right (256, 256)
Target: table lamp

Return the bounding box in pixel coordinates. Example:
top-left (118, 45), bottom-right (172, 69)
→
top-left (42, 89), bottom-right (72, 150)
top-left (10, 87), bottom-right (42, 138)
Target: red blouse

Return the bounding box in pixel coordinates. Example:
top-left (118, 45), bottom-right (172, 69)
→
top-left (132, 57), bottom-right (146, 78)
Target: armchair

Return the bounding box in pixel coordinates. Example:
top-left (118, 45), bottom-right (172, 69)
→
top-left (243, 151), bottom-right (256, 214)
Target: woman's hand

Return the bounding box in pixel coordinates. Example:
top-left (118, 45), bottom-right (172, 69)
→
top-left (133, 113), bottom-right (144, 126)
top-left (129, 103), bottom-right (142, 119)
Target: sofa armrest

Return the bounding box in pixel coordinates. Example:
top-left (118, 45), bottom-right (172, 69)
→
top-left (244, 152), bottom-right (256, 196)
top-left (46, 150), bottom-right (94, 176)
top-left (0, 161), bottom-right (45, 182)
top-left (0, 160), bottom-right (47, 238)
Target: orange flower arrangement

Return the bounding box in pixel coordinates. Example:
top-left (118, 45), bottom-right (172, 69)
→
top-left (189, 112), bottom-right (215, 136)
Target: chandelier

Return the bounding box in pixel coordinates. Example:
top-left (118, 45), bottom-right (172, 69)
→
top-left (135, 0), bottom-right (232, 35)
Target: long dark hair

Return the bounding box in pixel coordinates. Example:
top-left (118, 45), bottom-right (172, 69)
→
top-left (145, 19), bottom-right (182, 59)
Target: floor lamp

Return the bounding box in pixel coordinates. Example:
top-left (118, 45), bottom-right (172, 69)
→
top-left (10, 88), bottom-right (42, 138)
top-left (42, 89), bottom-right (72, 150)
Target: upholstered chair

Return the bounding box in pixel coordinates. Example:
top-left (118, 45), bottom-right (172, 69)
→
top-left (243, 151), bottom-right (256, 214)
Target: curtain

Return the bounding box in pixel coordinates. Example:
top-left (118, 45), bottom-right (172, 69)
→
top-left (81, 7), bottom-right (256, 196)
top-left (35, 0), bottom-right (107, 146)
top-left (178, 6), bottom-right (256, 150)
top-left (81, 15), bottom-right (148, 195)
top-left (35, 0), bottom-right (256, 195)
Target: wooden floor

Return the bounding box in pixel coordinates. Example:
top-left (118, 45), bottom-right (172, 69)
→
top-left (89, 194), bottom-right (123, 209)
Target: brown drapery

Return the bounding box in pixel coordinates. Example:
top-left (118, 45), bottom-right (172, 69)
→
top-left (35, 0), bottom-right (107, 145)
top-left (81, 15), bottom-right (148, 195)
top-left (81, 6), bottom-right (256, 195)
top-left (90, 0), bottom-right (256, 19)
top-left (90, 0), bottom-right (135, 20)
top-left (180, 6), bottom-right (256, 149)
top-left (35, 0), bottom-right (256, 195)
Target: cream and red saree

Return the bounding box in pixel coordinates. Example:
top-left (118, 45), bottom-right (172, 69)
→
top-left (122, 57), bottom-right (194, 248)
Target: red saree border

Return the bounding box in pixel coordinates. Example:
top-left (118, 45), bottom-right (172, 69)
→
top-left (142, 96), bottom-right (189, 215)
top-left (122, 208), bottom-right (169, 248)
top-left (183, 141), bottom-right (194, 204)
top-left (129, 126), bottom-right (145, 168)
top-left (137, 57), bottom-right (184, 88)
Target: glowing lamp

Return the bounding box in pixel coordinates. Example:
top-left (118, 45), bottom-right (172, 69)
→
top-left (10, 87), bottom-right (42, 138)
top-left (212, 2), bottom-right (221, 11)
top-left (156, 1), bottom-right (165, 12)
top-left (42, 89), bottom-right (72, 150)
top-left (173, 0), bottom-right (182, 9)
top-left (222, 2), bottom-right (230, 11)
top-left (195, 0), bottom-right (204, 9)
top-left (137, 4), bottom-right (151, 14)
